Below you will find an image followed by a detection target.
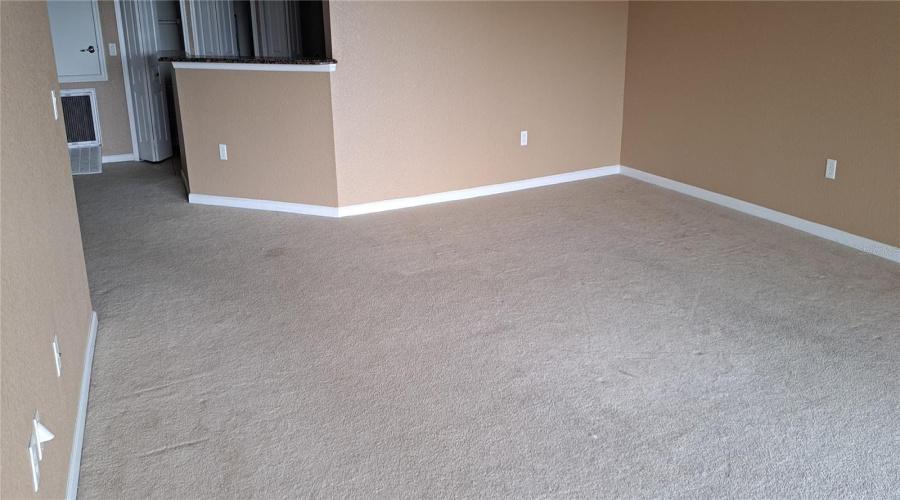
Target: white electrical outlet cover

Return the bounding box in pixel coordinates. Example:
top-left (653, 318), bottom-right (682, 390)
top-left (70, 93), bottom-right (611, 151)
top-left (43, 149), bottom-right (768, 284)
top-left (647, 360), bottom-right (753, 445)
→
top-left (52, 335), bottom-right (61, 377)
top-left (29, 433), bottom-right (40, 492)
top-left (826, 158), bottom-right (837, 179)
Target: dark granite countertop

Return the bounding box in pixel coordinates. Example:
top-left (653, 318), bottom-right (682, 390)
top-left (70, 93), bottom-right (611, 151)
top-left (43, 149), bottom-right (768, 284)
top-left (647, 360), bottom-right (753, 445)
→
top-left (158, 55), bottom-right (337, 65)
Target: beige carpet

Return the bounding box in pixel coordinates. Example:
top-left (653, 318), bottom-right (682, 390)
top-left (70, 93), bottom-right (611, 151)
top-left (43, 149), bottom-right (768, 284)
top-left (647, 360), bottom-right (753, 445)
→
top-left (73, 162), bottom-right (900, 498)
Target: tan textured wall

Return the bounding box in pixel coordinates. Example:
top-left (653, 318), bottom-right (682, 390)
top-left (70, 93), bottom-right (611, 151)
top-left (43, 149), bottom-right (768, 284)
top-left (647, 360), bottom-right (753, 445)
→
top-left (1, 2), bottom-right (94, 498)
top-left (175, 69), bottom-right (338, 206)
top-left (59, 0), bottom-right (132, 157)
top-left (621, 1), bottom-right (900, 247)
top-left (329, 1), bottom-right (629, 206)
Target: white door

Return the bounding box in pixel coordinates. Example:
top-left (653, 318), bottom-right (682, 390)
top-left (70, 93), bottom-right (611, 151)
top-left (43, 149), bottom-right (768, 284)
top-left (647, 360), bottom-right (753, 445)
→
top-left (47, 0), bottom-right (107, 83)
top-left (121, 0), bottom-right (172, 162)
top-left (147, 59), bottom-right (173, 161)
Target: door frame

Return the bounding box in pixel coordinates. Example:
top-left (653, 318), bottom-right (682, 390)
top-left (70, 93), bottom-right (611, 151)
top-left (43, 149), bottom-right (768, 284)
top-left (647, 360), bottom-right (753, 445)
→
top-left (51, 0), bottom-right (109, 83)
top-left (113, 0), bottom-right (140, 160)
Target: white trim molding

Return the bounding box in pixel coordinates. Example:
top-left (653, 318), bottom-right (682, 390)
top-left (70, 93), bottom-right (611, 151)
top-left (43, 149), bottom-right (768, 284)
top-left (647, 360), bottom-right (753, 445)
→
top-left (189, 194), bottom-right (340, 218)
top-left (66, 311), bottom-right (99, 500)
top-left (171, 61), bottom-right (336, 72)
top-left (101, 153), bottom-right (135, 163)
top-left (188, 165), bottom-right (621, 218)
top-left (619, 166), bottom-right (900, 264)
top-left (186, 164), bottom-right (899, 264)
top-left (338, 166), bottom-right (621, 217)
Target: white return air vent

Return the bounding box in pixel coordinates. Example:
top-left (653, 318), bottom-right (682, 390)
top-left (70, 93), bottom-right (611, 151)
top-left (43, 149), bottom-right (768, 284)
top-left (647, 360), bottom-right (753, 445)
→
top-left (60, 89), bottom-right (102, 175)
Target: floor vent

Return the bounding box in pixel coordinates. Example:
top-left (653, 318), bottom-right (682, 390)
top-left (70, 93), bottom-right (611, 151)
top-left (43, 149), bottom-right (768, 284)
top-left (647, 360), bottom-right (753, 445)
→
top-left (60, 89), bottom-right (102, 175)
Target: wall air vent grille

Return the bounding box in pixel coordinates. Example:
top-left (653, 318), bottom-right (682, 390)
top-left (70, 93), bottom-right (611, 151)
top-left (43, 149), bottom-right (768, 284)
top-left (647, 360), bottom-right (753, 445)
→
top-left (60, 89), bottom-right (102, 175)
top-left (68, 146), bottom-right (102, 175)
top-left (61, 94), bottom-right (97, 143)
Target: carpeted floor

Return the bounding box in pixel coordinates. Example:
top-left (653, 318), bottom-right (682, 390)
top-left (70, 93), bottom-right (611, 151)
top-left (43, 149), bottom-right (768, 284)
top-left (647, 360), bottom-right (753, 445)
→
top-left (73, 162), bottom-right (900, 498)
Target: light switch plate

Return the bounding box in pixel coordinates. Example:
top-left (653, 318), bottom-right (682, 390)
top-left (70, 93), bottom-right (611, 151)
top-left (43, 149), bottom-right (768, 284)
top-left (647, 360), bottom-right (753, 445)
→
top-left (825, 159), bottom-right (837, 179)
top-left (219, 144), bottom-right (228, 160)
top-left (108, 43), bottom-right (117, 56)
top-left (520, 131), bottom-right (528, 146)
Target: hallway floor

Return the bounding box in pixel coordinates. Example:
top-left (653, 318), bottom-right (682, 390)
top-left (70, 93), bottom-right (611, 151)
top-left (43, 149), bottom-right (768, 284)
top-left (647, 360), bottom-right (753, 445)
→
top-left (73, 162), bottom-right (900, 498)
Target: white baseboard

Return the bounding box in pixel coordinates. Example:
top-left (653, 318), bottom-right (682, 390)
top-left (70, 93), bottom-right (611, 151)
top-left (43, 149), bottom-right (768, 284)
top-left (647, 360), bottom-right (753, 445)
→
top-left (188, 193), bottom-right (340, 218)
top-left (619, 166), bottom-right (900, 264)
top-left (185, 164), bottom-right (897, 264)
top-left (101, 154), bottom-right (135, 163)
top-left (66, 311), bottom-right (98, 500)
top-left (188, 165), bottom-right (621, 218)
top-left (338, 165), bottom-right (620, 217)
